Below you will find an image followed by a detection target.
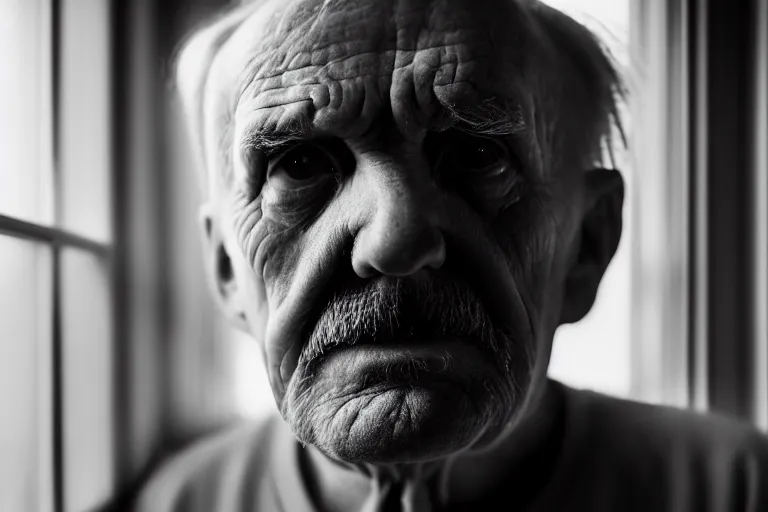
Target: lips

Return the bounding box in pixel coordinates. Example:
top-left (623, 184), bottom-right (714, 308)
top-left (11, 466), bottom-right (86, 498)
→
top-left (313, 338), bottom-right (494, 388)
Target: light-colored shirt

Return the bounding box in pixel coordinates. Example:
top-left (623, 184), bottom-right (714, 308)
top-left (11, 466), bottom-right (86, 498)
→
top-left (136, 381), bottom-right (768, 511)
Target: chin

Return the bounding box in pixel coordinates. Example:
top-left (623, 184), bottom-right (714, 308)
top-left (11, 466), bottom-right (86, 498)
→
top-left (280, 342), bottom-right (529, 464)
top-left (327, 382), bottom-right (491, 462)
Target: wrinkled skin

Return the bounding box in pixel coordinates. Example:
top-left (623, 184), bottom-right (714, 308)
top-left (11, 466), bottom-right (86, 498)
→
top-left (197, 0), bottom-right (623, 467)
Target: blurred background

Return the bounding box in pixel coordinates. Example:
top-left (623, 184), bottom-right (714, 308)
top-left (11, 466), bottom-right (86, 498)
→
top-left (0, 0), bottom-right (766, 510)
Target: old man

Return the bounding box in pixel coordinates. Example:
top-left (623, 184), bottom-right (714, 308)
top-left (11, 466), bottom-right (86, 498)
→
top-left (138, 0), bottom-right (768, 510)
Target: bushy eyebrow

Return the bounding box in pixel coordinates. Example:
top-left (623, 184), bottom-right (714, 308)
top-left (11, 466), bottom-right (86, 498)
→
top-left (443, 97), bottom-right (527, 137)
top-left (239, 115), bottom-right (314, 157)
top-left (238, 95), bottom-right (527, 157)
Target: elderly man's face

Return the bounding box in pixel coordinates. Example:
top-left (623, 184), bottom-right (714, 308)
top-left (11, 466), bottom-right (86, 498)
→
top-left (199, 0), bottom-right (622, 464)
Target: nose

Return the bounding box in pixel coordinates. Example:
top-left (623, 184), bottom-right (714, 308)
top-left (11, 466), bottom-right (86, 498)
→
top-left (351, 169), bottom-right (446, 278)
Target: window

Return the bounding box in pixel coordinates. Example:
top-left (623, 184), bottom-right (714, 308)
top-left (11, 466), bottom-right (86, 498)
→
top-left (0, 1), bottom-right (115, 511)
top-left (546, 0), bottom-right (768, 424)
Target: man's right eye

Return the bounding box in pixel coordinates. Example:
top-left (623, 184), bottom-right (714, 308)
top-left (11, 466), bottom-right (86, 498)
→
top-left (269, 143), bottom-right (339, 185)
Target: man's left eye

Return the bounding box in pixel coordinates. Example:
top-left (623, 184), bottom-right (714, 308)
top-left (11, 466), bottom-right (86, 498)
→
top-left (425, 129), bottom-right (523, 215)
top-left (270, 144), bottom-right (338, 184)
top-left (451, 133), bottom-right (510, 171)
top-left (426, 129), bottom-right (515, 176)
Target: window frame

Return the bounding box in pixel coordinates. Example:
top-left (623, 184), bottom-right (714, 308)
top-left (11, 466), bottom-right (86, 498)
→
top-left (687, 0), bottom-right (768, 424)
top-left (631, 0), bottom-right (768, 428)
top-left (0, 219), bottom-right (112, 512)
top-left (754, 0), bottom-right (768, 431)
top-left (0, 0), bottom-right (118, 510)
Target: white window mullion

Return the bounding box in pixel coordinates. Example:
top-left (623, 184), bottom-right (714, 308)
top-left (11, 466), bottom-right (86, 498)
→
top-left (751, 0), bottom-right (768, 431)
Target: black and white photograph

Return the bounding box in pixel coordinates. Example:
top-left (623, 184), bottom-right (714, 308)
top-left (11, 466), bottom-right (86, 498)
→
top-left (1, 0), bottom-right (767, 510)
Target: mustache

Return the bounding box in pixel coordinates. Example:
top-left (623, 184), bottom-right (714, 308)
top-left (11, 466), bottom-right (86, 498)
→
top-left (300, 272), bottom-right (514, 369)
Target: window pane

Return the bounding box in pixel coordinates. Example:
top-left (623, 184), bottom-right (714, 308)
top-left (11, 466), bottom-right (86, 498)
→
top-left (0, 0), bottom-right (54, 224)
top-left (61, 248), bottom-right (114, 512)
top-left (0, 235), bottom-right (54, 512)
top-left (60, 0), bottom-right (112, 242)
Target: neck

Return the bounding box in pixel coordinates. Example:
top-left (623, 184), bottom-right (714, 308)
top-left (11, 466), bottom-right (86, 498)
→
top-left (301, 379), bottom-right (566, 511)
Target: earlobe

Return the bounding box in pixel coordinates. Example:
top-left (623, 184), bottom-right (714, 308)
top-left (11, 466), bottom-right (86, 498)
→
top-left (560, 168), bottom-right (624, 324)
top-left (198, 205), bottom-right (249, 332)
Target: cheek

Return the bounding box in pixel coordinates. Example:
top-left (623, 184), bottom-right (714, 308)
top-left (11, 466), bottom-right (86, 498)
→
top-left (229, 188), bottom-right (305, 311)
top-left (227, 185), bottom-right (351, 397)
top-left (495, 192), bottom-right (557, 264)
top-left (222, 191), bottom-right (291, 351)
top-left (491, 187), bottom-right (566, 313)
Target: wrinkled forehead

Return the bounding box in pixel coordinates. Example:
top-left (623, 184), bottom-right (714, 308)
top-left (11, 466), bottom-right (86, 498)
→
top-left (201, 0), bottom-right (543, 169)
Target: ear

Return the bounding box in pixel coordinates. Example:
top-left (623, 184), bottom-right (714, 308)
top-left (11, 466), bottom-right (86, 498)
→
top-left (199, 204), bottom-right (249, 332)
top-left (559, 168), bottom-right (624, 324)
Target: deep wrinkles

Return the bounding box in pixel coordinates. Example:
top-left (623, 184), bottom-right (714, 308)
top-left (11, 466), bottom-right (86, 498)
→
top-left (233, 0), bottom-right (493, 143)
top-left (245, 40), bottom-right (475, 86)
top-left (237, 49), bottom-right (481, 142)
top-left (253, 42), bottom-right (441, 77)
top-left (242, 50), bottom-right (469, 103)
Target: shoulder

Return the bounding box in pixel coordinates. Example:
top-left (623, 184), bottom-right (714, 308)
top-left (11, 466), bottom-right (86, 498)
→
top-left (135, 415), bottom-right (280, 512)
top-left (570, 385), bottom-right (768, 455)
top-left (562, 383), bottom-right (768, 509)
